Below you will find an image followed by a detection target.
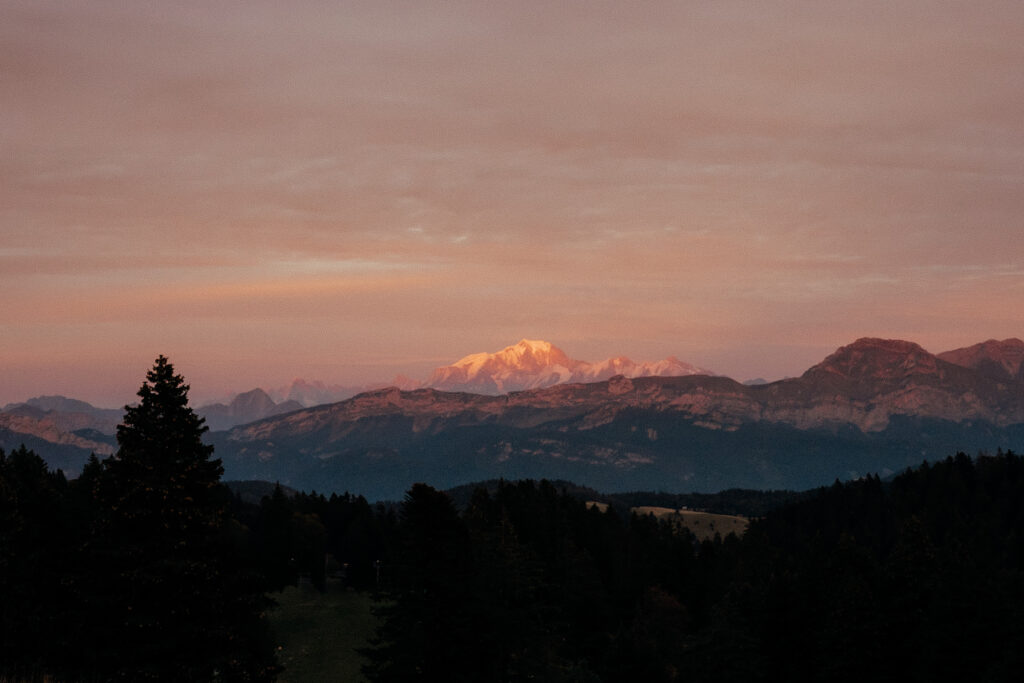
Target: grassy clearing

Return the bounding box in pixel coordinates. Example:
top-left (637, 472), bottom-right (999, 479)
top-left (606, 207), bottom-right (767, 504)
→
top-left (269, 582), bottom-right (380, 683)
top-left (585, 501), bottom-right (749, 541)
top-left (632, 506), bottom-right (749, 541)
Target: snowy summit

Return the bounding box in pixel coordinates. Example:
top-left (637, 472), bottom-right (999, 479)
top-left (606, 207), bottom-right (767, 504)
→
top-left (424, 339), bottom-right (711, 395)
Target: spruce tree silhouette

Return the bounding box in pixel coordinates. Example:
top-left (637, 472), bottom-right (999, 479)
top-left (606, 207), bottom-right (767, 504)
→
top-left (90, 355), bottom-right (277, 681)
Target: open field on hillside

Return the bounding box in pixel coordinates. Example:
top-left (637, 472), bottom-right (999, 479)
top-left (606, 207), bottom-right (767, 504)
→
top-left (269, 582), bottom-right (379, 683)
top-left (632, 506), bottom-right (749, 541)
top-left (586, 502), bottom-right (749, 540)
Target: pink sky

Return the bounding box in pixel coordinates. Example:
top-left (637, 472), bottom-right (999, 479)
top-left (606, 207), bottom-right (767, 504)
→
top-left (3, 1), bottom-right (1024, 407)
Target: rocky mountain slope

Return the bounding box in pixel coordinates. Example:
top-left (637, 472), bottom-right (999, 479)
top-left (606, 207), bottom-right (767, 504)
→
top-left (1, 396), bottom-right (122, 433)
top-left (212, 337), bottom-right (1024, 500)
top-left (212, 339), bottom-right (710, 414)
top-left (0, 397), bottom-right (120, 474)
top-left (937, 338), bottom-right (1024, 382)
top-left (9, 337), bottom-right (1024, 497)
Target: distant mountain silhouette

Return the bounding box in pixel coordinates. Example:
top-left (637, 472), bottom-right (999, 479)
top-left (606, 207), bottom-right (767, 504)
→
top-left (209, 339), bottom-right (711, 412)
top-left (265, 376), bottom-right (422, 407)
top-left (198, 389), bottom-right (303, 431)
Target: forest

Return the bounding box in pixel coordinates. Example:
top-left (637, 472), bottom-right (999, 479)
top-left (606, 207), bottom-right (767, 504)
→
top-left (3, 357), bottom-right (1024, 681)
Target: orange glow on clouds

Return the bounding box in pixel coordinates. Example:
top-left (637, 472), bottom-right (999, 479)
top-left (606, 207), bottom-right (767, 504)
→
top-left (3, 1), bottom-right (1024, 406)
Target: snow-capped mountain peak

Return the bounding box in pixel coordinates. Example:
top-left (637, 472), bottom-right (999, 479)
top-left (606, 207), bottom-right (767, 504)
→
top-left (425, 340), bottom-right (711, 395)
top-left (452, 339), bottom-right (574, 372)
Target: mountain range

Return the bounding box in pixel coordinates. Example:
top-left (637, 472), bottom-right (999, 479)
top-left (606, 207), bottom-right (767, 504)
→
top-left (209, 337), bottom-right (1024, 499)
top-left (5, 337), bottom-right (1024, 500)
top-left (197, 389), bottom-right (306, 432)
top-left (0, 340), bottom-right (711, 462)
top-left (264, 376), bottom-right (422, 409)
top-left (209, 339), bottom-right (711, 419)
top-left (0, 396), bottom-right (120, 460)
top-left (424, 338), bottom-right (710, 394)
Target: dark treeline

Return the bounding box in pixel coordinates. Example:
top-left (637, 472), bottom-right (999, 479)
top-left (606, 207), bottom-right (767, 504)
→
top-left (3, 359), bottom-right (1024, 681)
top-left (0, 441), bottom-right (392, 682)
top-left (0, 357), bottom-right (389, 681)
top-left (362, 479), bottom-right (720, 682)
top-left (6, 446), bottom-right (1024, 682)
top-left (444, 479), bottom-right (805, 518)
top-left (228, 483), bottom-right (394, 593)
top-left (0, 357), bottom-right (286, 682)
top-left (721, 451), bottom-right (1024, 683)
top-left (363, 451), bottom-right (1024, 682)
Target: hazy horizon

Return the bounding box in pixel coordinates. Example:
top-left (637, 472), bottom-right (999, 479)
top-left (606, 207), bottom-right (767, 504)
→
top-left (5, 334), bottom-right (818, 409)
top-left (4, 2), bottom-right (1023, 408)
top-left (5, 334), bottom-right (1021, 410)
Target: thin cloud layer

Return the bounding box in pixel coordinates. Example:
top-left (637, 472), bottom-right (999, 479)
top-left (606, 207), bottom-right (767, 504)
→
top-left (2, 1), bottom-right (1023, 405)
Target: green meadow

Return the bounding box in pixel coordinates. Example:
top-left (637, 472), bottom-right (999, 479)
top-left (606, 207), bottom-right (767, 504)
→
top-left (269, 583), bottom-right (380, 683)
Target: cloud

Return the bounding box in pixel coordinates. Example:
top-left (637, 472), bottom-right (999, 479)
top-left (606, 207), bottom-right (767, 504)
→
top-left (3, 1), bottom-right (1024, 403)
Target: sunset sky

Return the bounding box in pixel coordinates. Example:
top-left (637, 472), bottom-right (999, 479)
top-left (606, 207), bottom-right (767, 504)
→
top-left (3, 1), bottom-right (1024, 407)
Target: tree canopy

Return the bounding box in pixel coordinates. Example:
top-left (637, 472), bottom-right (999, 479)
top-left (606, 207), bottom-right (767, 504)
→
top-left (0, 356), bottom-right (278, 682)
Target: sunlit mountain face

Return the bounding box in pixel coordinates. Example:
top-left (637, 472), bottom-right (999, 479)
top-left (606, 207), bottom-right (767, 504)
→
top-left (937, 338), bottom-right (1024, 382)
top-left (203, 337), bottom-right (1024, 500)
top-left (8, 336), bottom-right (1024, 498)
top-left (220, 339), bottom-right (713, 410)
top-left (424, 339), bottom-right (712, 395)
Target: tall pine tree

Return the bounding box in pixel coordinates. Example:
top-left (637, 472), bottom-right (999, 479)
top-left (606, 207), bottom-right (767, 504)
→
top-left (86, 356), bottom-right (277, 681)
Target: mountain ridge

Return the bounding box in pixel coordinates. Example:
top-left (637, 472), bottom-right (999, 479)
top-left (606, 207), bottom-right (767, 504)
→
top-left (936, 338), bottom-right (1024, 382)
top-left (198, 388), bottom-right (304, 431)
top-left (7, 336), bottom-right (1024, 495)
top-left (210, 337), bottom-right (1024, 499)
top-left (424, 338), bottom-right (712, 395)
top-left (192, 339), bottom-right (714, 425)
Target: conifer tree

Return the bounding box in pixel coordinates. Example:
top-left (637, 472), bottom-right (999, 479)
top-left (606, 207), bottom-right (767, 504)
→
top-left (87, 355), bottom-right (277, 681)
top-left (107, 355), bottom-right (223, 541)
top-left (0, 446), bottom-right (75, 675)
top-left (363, 483), bottom-right (477, 681)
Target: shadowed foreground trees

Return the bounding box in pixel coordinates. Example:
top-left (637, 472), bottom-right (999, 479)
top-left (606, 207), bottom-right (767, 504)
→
top-left (0, 356), bottom-right (277, 682)
top-left (362, 454), bottom-right (1024, 682)
top-left (0, 445), bottom-right (77, 677)
top-left (88, 355), bottom-right (277, 680)
top-left (362, 479), bottom-right (706, 682)
top-left (5, 368), bottom-right (1024, 683)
